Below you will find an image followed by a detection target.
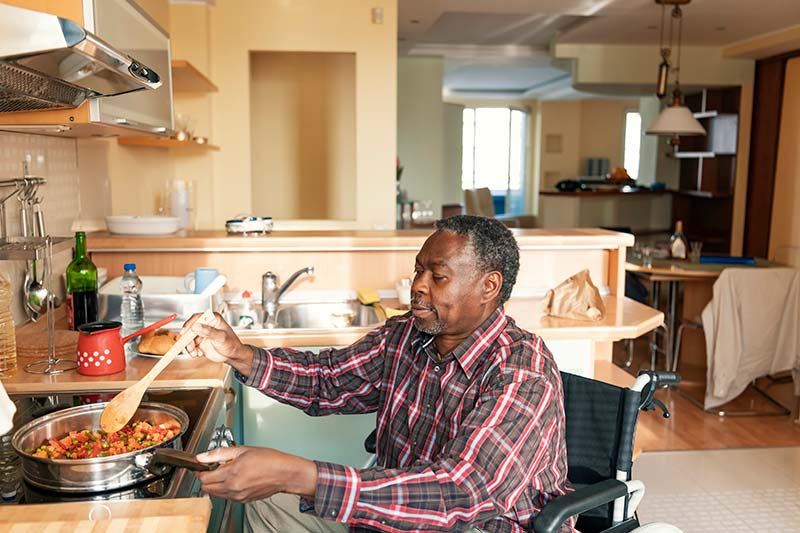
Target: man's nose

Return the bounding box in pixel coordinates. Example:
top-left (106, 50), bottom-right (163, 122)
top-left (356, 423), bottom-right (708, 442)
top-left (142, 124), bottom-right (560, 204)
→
top-left (411, 273), bottom-right (428, 295)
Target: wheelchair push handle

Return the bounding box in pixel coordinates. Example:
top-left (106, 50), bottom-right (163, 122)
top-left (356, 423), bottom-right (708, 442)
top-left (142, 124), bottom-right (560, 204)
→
top-left (653, 371), bottom-right (681, 386)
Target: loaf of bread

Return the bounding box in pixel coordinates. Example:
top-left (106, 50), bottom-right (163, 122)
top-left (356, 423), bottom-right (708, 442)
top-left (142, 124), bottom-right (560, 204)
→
top-left (137, 329), bottom-right (178, 355)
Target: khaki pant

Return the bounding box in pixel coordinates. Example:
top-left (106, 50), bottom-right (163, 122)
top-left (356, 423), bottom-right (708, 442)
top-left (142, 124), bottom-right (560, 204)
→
top-left (245, 493), bottom-right (486, 532)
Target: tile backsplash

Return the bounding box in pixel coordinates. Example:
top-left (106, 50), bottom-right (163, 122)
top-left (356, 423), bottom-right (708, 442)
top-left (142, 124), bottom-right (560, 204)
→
top-left (0, 132), bottom-right (108, 325)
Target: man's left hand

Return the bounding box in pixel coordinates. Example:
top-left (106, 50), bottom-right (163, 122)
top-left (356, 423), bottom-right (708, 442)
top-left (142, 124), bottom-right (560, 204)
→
top-left (196, 446), bottom-right (319, 502)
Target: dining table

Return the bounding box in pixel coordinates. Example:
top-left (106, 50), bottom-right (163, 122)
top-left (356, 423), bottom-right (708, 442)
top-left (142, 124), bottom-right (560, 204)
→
top-left (625, 253), bottom-right (776, 373)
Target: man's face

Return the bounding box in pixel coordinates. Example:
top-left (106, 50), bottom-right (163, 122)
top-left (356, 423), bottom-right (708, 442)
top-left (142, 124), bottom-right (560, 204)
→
top-left (411, 230), bottom-right (489, 338)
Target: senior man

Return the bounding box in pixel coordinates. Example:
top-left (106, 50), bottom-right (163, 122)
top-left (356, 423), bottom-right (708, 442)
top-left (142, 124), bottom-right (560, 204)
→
top-left (185, 215), bottom-right (574, 532)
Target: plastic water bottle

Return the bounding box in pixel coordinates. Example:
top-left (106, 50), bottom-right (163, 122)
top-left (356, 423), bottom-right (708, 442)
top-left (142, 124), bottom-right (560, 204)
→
top-left (120, 263), bottom-right (144, 341)
top-left (0, 276), bottom-right (17, 378)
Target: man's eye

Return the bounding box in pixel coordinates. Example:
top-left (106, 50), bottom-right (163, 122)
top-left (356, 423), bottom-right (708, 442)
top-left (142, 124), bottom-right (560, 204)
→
top-left (432, 275), bottom-right (445, 281)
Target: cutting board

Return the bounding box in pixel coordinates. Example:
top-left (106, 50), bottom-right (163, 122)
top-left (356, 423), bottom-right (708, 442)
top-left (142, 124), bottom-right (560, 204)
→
top-left (0, 497), bottom-right (211, 532)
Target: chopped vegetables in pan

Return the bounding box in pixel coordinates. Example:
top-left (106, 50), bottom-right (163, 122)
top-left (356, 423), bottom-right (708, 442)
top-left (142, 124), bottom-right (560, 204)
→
top-left (27, 420), bottom-right (180, 460)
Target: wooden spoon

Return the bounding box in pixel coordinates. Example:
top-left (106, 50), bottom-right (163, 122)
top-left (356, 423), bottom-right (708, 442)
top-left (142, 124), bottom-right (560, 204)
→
top-left (100, 309), bottom-right (216, 434)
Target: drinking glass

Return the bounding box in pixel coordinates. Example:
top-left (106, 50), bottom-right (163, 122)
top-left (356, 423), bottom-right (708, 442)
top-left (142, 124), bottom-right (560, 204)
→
top-left (689, 241), bottom-right (703, 263)
top-left (641, 246), bottom-right (653, 268)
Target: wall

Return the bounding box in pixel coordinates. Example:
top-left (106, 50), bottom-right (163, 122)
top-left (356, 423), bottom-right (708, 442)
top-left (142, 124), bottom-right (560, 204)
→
top-left (0, 133), bottom-right (106, 325)
top-left (397, 57), bottom-right (464, 220)
top-left (768, 56), bottom-right (800, 261)
top-left (578, 99), bottom-right (639, 174)
top-left (250, 52), bottom-right (356, 220)
top-left (206, 0), bottom-right (397, 229)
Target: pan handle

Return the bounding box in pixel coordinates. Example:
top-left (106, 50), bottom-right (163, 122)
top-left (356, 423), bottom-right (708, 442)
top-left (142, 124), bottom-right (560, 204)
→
top-left (120, 313), bottom-right (177, 344)
top-left (149, 448), bottom-right (219, 472)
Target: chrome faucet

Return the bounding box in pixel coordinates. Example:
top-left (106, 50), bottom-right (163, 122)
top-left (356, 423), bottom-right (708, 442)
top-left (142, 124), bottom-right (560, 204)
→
top-left (262, 266), bottom-right (314, 327)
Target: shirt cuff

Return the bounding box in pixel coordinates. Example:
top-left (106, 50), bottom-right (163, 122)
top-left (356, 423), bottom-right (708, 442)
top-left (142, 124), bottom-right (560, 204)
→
top-left (232, 345), bottom-right (271, 388)
top-left (314, 461), bottom-right (361, 523)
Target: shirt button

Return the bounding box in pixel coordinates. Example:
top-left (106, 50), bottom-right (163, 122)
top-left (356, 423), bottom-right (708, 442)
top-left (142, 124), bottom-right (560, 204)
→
top-left (434, 365), bottom-right (440, 372)
top-left (331, 511), bottom-right (337, 516)
top-left (413, 440), bottom-right (417, 446)
top-left (425, 403), bottom-right (431, 409)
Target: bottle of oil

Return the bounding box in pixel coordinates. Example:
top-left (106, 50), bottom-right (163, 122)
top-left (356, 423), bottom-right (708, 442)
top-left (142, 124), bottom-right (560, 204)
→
top-left (0, 275), bottom-right (17, 378)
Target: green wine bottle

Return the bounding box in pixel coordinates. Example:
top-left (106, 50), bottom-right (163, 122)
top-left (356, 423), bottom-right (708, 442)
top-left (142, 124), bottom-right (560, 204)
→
top-left (66, 231), bottom-right (98, 330)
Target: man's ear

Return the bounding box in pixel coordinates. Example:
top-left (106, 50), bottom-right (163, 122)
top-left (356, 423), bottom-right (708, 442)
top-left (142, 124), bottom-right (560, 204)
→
top-left (482, 271), bottom-right (503, 304)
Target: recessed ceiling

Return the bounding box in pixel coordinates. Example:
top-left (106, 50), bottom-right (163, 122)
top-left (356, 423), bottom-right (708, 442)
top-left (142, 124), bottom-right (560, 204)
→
top-left (399, 0), bottom-right (800, 99)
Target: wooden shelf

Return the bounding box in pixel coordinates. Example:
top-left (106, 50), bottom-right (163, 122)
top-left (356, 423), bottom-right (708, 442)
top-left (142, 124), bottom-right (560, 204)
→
top-left (672, 151), bottom-right (715, 159)
top-left (171, 60), bottom-right (218, 93)
top-left (117, 137), bottom-right (220, 150)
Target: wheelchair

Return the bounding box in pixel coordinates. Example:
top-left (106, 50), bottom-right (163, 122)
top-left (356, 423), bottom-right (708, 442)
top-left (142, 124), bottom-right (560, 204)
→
top-left (363, 370), bottom-right (682, 533)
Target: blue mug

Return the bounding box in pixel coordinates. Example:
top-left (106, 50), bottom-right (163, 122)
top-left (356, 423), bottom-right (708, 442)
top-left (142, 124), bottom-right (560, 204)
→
top-left (184, 267), bottom-right (219, 294)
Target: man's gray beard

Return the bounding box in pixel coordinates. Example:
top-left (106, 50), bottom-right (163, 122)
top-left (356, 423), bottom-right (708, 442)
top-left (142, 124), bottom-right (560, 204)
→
top-left (414, 316), bottom-right (445, 336)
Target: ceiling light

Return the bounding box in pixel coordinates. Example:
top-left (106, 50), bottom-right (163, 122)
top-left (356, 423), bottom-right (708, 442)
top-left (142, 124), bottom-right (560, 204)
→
top-left (646, 0), bottom-right (705, 147)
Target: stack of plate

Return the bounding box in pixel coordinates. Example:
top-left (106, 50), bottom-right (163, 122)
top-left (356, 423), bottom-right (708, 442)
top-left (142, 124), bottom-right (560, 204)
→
top-left (106, 216), bottom-right (181, 235)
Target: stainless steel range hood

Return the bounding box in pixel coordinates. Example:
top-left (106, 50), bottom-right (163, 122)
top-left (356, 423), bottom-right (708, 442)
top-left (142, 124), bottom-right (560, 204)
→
top-left (0, 2), bottom-right (162, 113)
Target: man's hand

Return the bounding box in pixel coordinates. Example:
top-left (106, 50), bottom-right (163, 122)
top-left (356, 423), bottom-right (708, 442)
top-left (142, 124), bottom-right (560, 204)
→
top-left (195, 446), bottom-right (318, 503)
top-left (181, 312), bottom-right (254, 377)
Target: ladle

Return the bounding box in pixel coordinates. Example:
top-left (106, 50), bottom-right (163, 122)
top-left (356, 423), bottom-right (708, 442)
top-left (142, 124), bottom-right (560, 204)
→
top-left (100, 309), bottom-right (216, 434)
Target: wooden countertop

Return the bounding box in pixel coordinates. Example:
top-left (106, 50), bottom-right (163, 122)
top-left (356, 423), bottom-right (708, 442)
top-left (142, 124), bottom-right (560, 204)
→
top-left (3, 352), bottom-right (228, 395)
top-left (87, 228), bottom-right (634, 251)
top-left (239, 296), bottom-right (663, 348)
top-left (0, 497), bottom-right (211, 532)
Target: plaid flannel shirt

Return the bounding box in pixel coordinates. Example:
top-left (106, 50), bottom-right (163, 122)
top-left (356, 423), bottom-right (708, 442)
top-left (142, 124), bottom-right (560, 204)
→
top-left (237, 307), bottom-right (574, 532)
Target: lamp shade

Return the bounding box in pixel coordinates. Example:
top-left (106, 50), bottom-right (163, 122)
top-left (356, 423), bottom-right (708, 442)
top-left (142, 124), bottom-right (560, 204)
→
top-left (646, 105), bottom-right (706, 136)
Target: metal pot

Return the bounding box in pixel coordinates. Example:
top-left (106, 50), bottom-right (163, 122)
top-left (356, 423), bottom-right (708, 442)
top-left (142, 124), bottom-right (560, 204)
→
top-left (11, 402), bottom-right (190, 493)
top-left (76, 314), bottom-right (176, 376)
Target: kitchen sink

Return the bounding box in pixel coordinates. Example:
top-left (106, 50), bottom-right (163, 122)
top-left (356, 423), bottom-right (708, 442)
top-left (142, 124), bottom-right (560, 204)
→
top-left (223, 300), bottom-right (382, 331)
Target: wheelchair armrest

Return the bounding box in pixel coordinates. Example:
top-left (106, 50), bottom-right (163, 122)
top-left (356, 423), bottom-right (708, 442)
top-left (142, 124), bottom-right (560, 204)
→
top-left (533, 479), bottom-right (628, 533)
top-left (364, 429), bottom-right (377, 454)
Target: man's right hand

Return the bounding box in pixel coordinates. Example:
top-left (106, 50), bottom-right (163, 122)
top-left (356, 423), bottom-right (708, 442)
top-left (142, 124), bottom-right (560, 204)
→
top-left (182, 312), bottom-right (254, 377)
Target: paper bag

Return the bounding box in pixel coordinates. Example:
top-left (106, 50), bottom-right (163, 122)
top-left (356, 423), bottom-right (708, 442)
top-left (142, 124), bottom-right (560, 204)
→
top-left (543, 269), bottom-right (605, 321)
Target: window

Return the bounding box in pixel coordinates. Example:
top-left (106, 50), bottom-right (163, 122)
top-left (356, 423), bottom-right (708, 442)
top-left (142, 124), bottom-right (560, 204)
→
top-left (461, 107), bottom-right (527, 214)
top-left (623, 111), bottom-right (642, 180)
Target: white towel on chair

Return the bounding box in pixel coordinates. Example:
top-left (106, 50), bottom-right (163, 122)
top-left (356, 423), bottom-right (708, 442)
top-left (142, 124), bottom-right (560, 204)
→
top-left (701, 268), bottom-right (800, 409)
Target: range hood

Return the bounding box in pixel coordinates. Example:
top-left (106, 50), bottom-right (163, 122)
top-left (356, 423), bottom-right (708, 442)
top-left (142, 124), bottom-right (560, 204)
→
top-left (0, 2), bottom-right (162, 113)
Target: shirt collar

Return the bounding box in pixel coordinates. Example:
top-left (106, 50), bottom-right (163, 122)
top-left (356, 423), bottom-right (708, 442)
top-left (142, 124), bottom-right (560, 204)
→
top-left (412, 307), bottom-right (507, 379)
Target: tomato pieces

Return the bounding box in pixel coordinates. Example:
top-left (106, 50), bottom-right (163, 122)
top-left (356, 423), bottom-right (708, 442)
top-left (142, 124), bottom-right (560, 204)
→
top-left (29, 420), bottom-right (180, 460)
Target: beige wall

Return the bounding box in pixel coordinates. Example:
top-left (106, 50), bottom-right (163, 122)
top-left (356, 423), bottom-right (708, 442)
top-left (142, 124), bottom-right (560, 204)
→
top-left (397, 57), bottom-right (463, 220)
top-left (768, 57), bottom-right (800, 262)
top-left (250, 52), bottom-right (356, 220)
top-left (578, 99), bottom-right (638, 173)
top-left (207, 0), bottom-right (397, 229)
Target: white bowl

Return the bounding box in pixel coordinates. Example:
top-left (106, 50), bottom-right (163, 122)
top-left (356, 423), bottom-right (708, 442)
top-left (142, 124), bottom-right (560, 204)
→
top-left (105, 216), bottom-right (181, 235)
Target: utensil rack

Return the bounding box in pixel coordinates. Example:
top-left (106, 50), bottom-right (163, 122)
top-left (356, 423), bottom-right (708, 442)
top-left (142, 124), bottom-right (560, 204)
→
top-left (0, 173), bottom-right (76, 374)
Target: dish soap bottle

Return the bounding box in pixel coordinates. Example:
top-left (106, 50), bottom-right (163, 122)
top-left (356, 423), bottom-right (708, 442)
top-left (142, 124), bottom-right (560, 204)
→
top-left (237, 290), bottom-right (257, 329)
top-left (670, 220), bottom-right (688, 260)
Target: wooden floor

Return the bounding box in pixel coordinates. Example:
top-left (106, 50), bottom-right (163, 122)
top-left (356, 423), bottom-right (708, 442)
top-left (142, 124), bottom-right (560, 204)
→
top-left (610, 338), bottom-right (800, 453)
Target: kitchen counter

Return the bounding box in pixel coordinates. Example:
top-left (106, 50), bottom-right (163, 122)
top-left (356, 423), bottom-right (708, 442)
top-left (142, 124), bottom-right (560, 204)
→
top-left (87, 228), bottom-right (634, 251)
top-left (238, 295), bottom-right (663, 348)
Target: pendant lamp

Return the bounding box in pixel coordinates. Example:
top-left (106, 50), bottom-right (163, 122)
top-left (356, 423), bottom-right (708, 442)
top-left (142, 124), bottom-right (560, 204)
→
top-left (645, 0), bottom-right (705, 146)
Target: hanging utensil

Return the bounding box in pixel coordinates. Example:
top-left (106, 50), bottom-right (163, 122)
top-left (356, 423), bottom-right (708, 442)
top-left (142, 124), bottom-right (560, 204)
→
top-left (25, 197), bottom-right (50, 319)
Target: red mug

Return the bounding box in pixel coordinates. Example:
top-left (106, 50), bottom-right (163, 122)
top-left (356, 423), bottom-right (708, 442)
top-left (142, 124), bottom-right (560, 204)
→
top-left (76, 314), bottom-right (176, 376)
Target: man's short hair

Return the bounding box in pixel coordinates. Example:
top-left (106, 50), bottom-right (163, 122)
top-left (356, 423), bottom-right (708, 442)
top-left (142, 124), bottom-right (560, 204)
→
top-left (435, 215), bottom-right (520, 305)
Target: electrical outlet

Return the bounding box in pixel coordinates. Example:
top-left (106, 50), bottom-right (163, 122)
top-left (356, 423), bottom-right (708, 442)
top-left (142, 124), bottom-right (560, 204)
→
top-left (371, 6), bottom-right (383, 25)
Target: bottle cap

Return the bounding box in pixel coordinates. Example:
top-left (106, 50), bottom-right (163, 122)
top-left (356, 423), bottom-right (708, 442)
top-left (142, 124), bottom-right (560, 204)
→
top-left (123, 263), bottom-right (136, 271)
top-left (242, 290), bottom-right (252, 298)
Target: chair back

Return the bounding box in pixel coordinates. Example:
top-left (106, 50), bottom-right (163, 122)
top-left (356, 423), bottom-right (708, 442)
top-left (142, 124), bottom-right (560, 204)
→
top-left (560, 371), bottom-right (642, 531)
top-left (464, 188), bottom-right (496, 217)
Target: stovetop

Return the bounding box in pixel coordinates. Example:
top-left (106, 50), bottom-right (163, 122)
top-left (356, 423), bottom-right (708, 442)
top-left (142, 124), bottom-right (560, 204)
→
top-left (4, 387), bottom-right (225, 505)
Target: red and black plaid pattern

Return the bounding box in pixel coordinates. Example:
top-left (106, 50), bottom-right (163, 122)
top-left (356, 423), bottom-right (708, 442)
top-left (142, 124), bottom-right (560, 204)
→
top-left (240, 308), bottom-right (574, 532)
